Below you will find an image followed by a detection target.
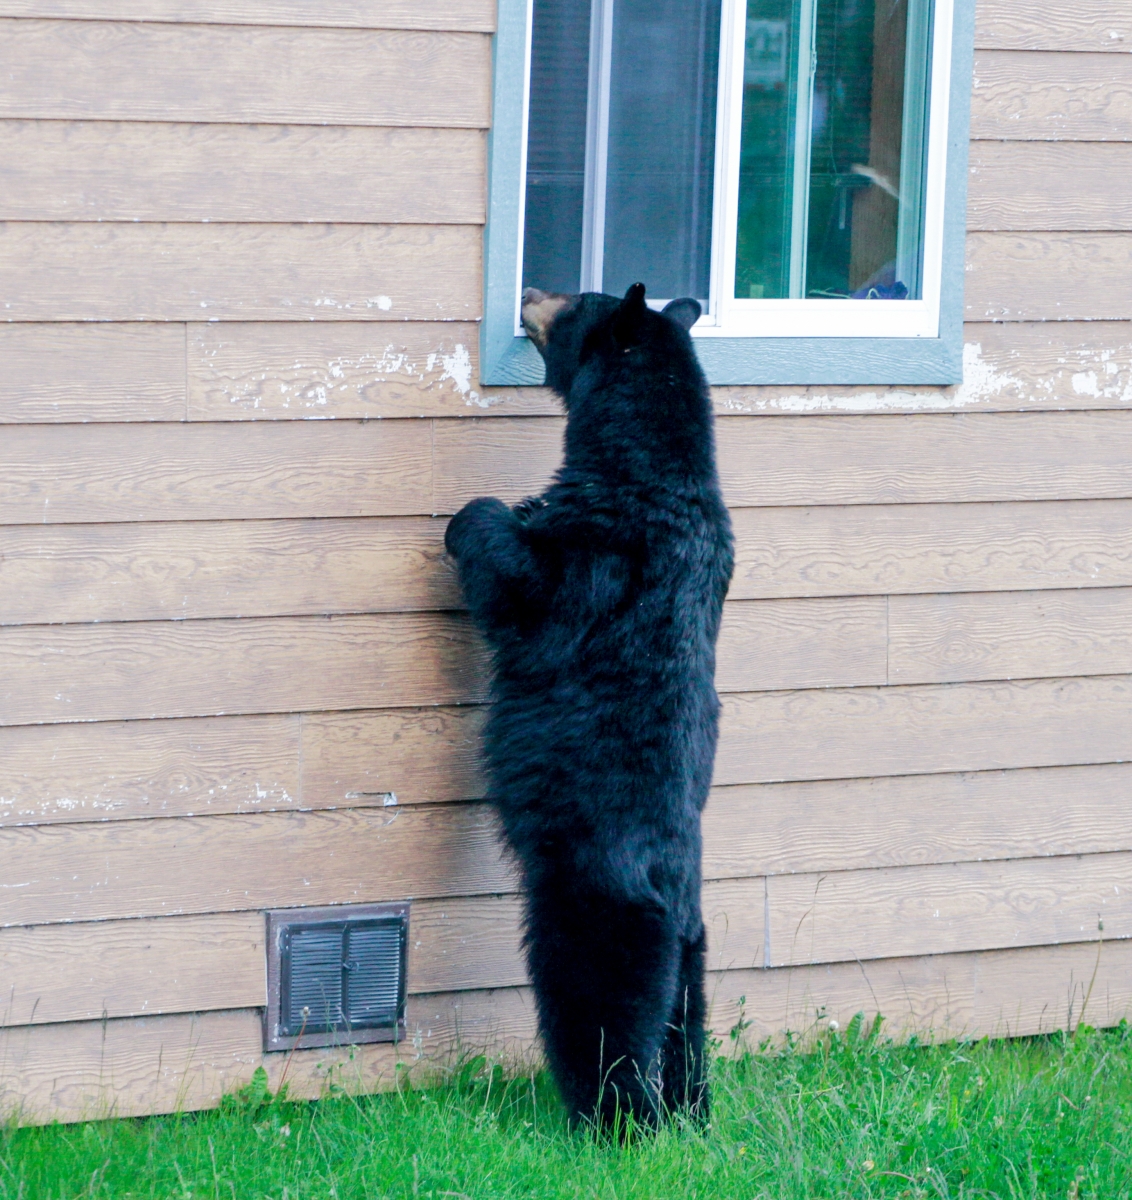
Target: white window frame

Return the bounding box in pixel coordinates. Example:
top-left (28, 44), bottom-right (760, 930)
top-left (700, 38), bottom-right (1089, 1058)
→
top-left (515, 0), bottom-right (954, 341)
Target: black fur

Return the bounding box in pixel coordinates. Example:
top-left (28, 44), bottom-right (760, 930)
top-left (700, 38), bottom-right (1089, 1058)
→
top-left (444, 284), bottom-right (734, 1131)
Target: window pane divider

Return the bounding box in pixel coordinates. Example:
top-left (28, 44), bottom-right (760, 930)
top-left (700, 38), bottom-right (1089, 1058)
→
top-left (580, 0), bottom-right (615, 293)
top-left (787, 0), bottom-right (817, 300)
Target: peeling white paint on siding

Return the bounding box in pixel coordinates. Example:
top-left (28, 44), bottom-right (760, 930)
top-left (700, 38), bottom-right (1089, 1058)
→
top-left (714, 338), bottom-right (1132, 413)
top-left (1071, 371), bottom-right (1101, 397)
top-left (219, 342), bottom-right (481, 413)
top-left (0, 783), bottom-right (295, 824)
top-left (435, 343), bottom-right (481, 405)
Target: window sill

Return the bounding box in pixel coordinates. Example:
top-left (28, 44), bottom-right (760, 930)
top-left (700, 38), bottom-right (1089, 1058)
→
top-left (482, 328), bottom-right (965, 387)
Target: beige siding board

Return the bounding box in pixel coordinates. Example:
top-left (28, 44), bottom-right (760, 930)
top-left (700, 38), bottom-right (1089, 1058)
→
top-left (410, 895), bottom-right (526, 994)
top-left (18, 857), bottom-right (1116, 1026)
top-left (0, 599), bottom-right (885, 725)
top-left (722, 411), bottom-right (1132, 505)
top-left (9, 673), bottom-right (1132, 829)
top-left (713, 322), bottom-right (1132, 416)
top-left (731, 500), bottom-right (1132, 599)
top-left (0, 20), bottom-right (490, 127)
top-left (0, 3), bottom-right (497, 32)
top-left (0, 714), bottom-right (300, 827)
top-left (301, 707), bottom-right (488, 811)
top-left (188, 323), bottom-right (496, 420)
top-left (0, 613), bottom-right (489, 725)
top-left (767, 854), bottom-right (1131, 967)
top-left (967, 233), bottom-right (1132, 322)
top-left (0, 123), bottom-right (484, 223)
top-left (715, 675), bottom-right (1132, 786)
top-left (437, 413), bottom-right (1132, 512)
top-left (0, 805), bottom-right (515, 928)
top-left (12, 749), bottom-right (1131, 874)
top-left (0, 992), bottom-right (538, 1125)
top-left (1, 900), bottom-right (521, 1025)
top-left (0, 884), bottom-right (760, 1014)
top-left (712, 941), bottom-right (1132, 1048)
top-left (0, 421), bottom-right (432, 525)
top-left (432, 418), bottom-right (563, 511)
top-left (968, 143), bottom-right (1132, 232)
top-left (305, 676), bottom-right (1132, 807)
top-left (0, 324), bottom-right (185, 423)
top-left (11, 499), bottom-right (1132, 629)
top-left (6, 897), bottom-right (1132, 1046)
top-left (971, 50), bottom-right (1132, 141)
top-left (23, 322), bottom-right (1132, 426)
top-left (0, 223), bottom-right (479, 323)
top-left (890, 587), bottom-right (1132, 684)
top-left (0, 706), bottom-right (484, 827)
top-left (705, 878), bottom-right (766, 972)
top-left (0, 913), bottom-right (265, 1026)
top-left (704, 764), bottom-right (1132, 878)
top-left (955, 322), bottom-right (1132, 410)
top-left (0, 518), bottom-right (455, 626)
top-left (715, 598), bottom-right (887, 692)
top-left (976, 2), bottom-right (1132, 53)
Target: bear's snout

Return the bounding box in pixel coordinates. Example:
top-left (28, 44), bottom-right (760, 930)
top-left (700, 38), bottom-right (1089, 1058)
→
top-left (521, 286), bottom-right (574, 347)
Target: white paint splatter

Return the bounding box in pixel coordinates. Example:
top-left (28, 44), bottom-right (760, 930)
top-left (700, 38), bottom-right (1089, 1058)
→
top-left (368, 295), bottom-right (393, 311)
top-left (1071, 370), bottom-right (1101, 397)
top-left (437, 343), bottom-right (482, 406)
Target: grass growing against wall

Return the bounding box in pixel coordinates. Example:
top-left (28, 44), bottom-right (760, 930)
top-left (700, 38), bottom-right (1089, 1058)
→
top-left (2, 1019), bottom-right (1131, 1199)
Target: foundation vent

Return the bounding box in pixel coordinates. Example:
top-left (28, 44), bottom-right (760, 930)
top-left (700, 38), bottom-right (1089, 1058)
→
top-left (264, 902), bottom-right (409, 1051)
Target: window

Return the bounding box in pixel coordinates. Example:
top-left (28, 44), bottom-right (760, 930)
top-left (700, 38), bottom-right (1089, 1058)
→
top-left (482, 0), bottom-right (975, 386)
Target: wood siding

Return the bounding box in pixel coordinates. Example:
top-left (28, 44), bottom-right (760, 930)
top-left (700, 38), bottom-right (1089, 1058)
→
top-left (2, 0), bottom-right (1131, 1123)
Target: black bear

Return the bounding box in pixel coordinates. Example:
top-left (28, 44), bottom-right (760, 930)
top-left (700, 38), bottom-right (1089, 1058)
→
top-left (444, 283), bottom-right (733, 1131)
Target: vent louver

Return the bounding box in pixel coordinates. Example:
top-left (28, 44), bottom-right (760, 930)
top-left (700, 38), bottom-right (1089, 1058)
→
top-left (265, 903), bottom-right (409, 1051)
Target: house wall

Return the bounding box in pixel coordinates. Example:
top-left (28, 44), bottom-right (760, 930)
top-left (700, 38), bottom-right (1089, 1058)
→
top-left (2, 0), bottom-right (1132, 1123)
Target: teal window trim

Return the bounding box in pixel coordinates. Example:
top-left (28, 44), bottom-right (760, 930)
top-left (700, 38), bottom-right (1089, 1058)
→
top-left (482, 0), bottom-right (975, 388)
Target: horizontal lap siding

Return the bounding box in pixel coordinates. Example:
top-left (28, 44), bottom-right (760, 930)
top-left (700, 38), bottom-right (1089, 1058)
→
top-left (975, 2), bottom-right (1132, 53)
top-left (968, 143), bottom-right (1132, 231)
top-left (0, 20), bottom-right (491, 126)
top-left (0, 3), bottom-right (498, 30)
top-left (5, 4), bottom-right (1132, 1123)
top-left (4, 320), bottom-right (1132, 423)
top-left (6, 676), bottom-right (1132, 824)
top-left (971, 51), bottom-right (1132, 141)
top-left (0, 223), bottom-right (481, 322)
top-left (6, 500), bottom-right (1132, 628)
top-left (0, 123), bottom-right (486, 223)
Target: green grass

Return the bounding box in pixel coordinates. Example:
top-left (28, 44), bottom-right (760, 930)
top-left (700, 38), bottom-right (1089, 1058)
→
top-left (3, 1019), bottom-right (1131, 1199)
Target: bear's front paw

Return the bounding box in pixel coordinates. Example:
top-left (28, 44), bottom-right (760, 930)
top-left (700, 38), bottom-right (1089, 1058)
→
top-left (444, 496), bottom-right (511, 558)
top-left (512, 494), bottom-right (548, 523)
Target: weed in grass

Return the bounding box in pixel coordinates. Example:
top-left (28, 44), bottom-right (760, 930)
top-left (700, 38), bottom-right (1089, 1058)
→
top-left (2, 1022), bottom-right (1131, 1199)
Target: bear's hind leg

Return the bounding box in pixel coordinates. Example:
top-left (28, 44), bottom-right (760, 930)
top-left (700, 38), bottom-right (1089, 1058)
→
top-left (659, 926), bottom-right (710, 1123)
top-left (524, 886), bottom-right (681, 1134)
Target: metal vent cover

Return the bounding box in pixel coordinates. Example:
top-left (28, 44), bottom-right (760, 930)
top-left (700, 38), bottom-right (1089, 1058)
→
top-left (264, 902), bottom-right (409, 1051)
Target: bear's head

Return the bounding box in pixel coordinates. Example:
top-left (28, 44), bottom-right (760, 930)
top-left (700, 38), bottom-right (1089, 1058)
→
top-left (520, 283), bottom-right (701, 399)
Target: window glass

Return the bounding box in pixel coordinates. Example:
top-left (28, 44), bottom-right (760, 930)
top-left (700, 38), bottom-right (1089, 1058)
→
top-left (522, 1), bottom-right (591, 294)
top-left (602, 0), bottom-right (720, 299)
top-left (737, 0), bottom-right (931, 300)
top-left (522, 0), bottom-right (721, 301)
top-left (520, 0), bottom-right (933, 310)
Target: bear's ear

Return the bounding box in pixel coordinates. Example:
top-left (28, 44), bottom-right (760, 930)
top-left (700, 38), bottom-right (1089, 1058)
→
top-left (612, 282), bottom-right (649, 347)
top-left (661, 297), bottom-right (702, 332)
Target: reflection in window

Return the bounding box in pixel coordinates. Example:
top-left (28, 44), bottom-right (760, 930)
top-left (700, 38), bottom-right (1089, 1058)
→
top-left (737, 0), bottom-right (931, 300)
